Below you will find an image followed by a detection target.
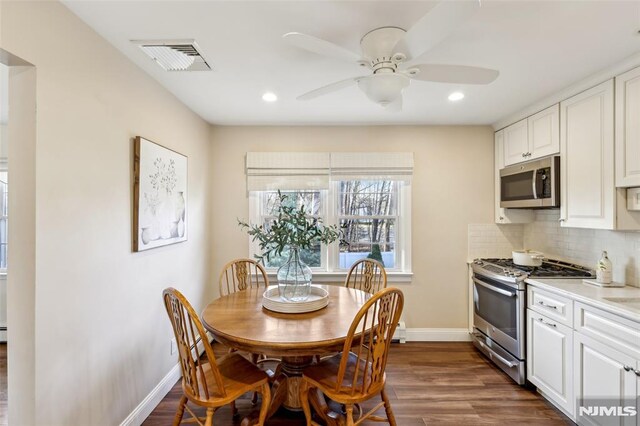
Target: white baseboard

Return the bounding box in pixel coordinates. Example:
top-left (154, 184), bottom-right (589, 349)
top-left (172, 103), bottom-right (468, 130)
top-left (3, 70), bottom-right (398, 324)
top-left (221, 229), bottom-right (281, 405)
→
top-left (120, 336), bottom-right (210, 426)
top-left (119, 363), bottom-right (181, 426)
top-left (405, 328), bottom-right (472, 342)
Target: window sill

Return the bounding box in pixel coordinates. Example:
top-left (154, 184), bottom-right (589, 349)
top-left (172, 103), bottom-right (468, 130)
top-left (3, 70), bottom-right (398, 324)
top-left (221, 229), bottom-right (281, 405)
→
top-left (266, 271), bottom-right (413, 284)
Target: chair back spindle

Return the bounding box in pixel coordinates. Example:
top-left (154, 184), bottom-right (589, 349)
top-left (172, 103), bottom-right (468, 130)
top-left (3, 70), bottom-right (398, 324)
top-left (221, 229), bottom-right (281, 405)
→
top-left (336, 287), bottom-right (403, 396)
top-left (163, 288), bottom-right (226, 402)
top-left (219, 258), bottom-right (269, 296)
top-left (345, 258), bottom-right (387, 294)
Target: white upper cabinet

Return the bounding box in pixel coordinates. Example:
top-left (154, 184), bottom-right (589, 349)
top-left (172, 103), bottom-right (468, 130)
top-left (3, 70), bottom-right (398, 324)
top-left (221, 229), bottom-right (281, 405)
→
top-left (560, 79), bottom-right (615, 229)
top-left (494, 130), bottom-right (533, 224)
top-left (502, 105), bottom-right (560, 167)
top-left (615, 66), bottom-right (640, 187)
top-left (503, 119), bottom-right (529, 166)
top-left (528, 104), bottom-right (560, 159)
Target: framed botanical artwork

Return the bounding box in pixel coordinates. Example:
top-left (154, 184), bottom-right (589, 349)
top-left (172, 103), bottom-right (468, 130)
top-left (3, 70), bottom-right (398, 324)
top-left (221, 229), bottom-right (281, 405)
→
top-left (133, 136), bottom-right (187, 252)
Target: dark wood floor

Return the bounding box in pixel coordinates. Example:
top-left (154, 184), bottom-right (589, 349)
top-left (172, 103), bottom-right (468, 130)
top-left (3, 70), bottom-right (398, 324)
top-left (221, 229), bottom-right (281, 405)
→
top-left (0, 343), bottom-right (6, 426)
top-left (143, 342), bottom-right (572, 425)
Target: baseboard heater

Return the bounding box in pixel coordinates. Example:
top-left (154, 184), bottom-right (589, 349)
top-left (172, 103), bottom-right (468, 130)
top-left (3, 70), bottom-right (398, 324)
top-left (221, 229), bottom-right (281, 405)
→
top-left (392, 321), bottom-right (406, 344)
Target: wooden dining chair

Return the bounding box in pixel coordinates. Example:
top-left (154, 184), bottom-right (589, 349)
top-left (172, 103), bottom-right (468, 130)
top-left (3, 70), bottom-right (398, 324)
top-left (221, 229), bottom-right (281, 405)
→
top-left (300, 287), bottom-right (404, 426)
top-left (162, 287), bottom-right (271, 426)
top-left (218, 258), bottom-right (269, 296)
top-left (344, 258), bottom-right (387, 295)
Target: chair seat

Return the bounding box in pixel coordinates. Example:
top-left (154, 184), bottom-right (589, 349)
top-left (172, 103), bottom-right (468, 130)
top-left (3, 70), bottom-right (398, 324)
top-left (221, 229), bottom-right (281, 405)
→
top-left (302, 352), bottom-right (385, 403)
top-left (199, 352), bottom-right (269, 402)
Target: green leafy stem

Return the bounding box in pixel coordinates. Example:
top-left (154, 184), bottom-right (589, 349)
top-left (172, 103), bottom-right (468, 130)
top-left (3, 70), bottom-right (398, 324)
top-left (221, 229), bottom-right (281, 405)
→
top-left (238, 190), bottom-right (344, 263)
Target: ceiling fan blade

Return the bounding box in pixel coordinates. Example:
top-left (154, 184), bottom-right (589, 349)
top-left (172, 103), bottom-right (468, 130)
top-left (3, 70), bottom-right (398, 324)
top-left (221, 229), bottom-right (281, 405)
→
top-left (395, 0), bottom-right (480, 60)
top-left (384, 96), bottom-right (403, 113)
top-left (283, 32), bottom-right (361, 63)
top-left (297, 76), bottom-right (363, 101)
top-left (408, 64), bottom-right (499, 84)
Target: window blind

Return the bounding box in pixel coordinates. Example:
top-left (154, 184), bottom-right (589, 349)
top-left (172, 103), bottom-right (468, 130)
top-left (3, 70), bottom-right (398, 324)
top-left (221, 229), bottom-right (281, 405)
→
top-left (246, 152), bottom-right (414, 191)
top-left (246, 152), bottom-right (331, 191)
top-left (330, 152), bottom-right (414, 182)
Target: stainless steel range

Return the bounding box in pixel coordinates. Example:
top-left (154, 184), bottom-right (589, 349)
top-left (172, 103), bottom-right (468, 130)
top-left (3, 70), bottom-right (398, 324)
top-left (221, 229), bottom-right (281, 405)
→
top-left (471, 258), bottom-right (594, 385)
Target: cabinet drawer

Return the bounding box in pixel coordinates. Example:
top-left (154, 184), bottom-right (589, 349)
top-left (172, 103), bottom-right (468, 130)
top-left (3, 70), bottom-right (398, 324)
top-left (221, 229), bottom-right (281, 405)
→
top-left (574, 302), bottom-right (640, 359)
top-left (528, 286), bottom-right (573, 327)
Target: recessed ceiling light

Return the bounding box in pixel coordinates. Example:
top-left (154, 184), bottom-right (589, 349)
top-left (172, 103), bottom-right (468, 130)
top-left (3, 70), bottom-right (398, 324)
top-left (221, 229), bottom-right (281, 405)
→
top-left (262, 92), bottom-right (278, 102)
top-left (448, 91), bottom-right (465, 101)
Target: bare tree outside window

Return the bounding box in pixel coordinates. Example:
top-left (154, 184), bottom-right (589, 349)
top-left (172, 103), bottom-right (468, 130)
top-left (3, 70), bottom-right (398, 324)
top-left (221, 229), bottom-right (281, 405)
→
top-left (338, 180), bottom-right (397, 268)
top-left (254, 181), bottom-right (400, 271)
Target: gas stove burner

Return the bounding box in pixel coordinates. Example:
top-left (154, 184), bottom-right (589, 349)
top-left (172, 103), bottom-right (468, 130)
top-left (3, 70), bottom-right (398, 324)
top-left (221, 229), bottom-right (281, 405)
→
top-left (474, 257), bottom-right (595, 280)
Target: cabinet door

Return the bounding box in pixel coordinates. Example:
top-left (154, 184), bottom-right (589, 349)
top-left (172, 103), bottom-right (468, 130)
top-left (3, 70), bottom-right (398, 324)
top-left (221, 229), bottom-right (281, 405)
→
top-left (494, 131), bottom-right (533, 224)
top-left (528, 104), bottom-right (560, 159)
top-left (560, 79), bottom-right (615, 229)
top-left (527, 309), bottom-right (574, 416)
top-left (503, 119), bottom-right (529, 166)
top-left (574, 332), bottom-right (637, 426)
top-left (615, 66), bottom-right (640, 187)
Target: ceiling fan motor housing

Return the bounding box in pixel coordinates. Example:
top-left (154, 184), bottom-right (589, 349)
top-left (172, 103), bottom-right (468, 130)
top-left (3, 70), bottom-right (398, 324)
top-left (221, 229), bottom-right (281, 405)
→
top-left (360, 27), bottom-right (407, 67)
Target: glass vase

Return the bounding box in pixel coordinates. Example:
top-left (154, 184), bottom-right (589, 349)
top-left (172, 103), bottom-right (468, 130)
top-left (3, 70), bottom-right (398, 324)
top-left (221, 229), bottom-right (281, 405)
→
top-left (277, 246), bottom-right (312, 302)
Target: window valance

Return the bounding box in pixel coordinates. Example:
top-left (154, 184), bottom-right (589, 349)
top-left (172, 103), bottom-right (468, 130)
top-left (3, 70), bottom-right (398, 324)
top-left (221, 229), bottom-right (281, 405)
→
top-left (245, 152), bottom-right (414, 191)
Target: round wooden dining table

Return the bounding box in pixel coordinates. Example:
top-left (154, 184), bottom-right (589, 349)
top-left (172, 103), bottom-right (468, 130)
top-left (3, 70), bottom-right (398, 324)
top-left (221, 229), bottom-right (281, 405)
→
top-left (201, 285), bottom-right (371, 425)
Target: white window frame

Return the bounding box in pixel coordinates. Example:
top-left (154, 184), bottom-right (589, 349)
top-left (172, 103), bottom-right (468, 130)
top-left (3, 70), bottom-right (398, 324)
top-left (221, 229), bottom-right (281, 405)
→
top-left (0, 162), bottom-right (7, 276)
top-left (247, 181), bottom-right (412, 283)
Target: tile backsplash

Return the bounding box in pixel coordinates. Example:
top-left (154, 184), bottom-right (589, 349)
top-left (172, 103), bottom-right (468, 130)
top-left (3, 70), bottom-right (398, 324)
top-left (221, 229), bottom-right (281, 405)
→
top-left (524, 210), bottom-right (640, 287)
top-left (468, 211), bottom-right (640, 288)
top-left (468, 223), bottom-right (524, 260)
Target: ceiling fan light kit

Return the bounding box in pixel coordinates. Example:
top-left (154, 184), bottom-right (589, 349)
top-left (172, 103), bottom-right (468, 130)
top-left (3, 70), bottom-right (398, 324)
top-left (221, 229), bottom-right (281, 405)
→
top-left (283, 0), bottom-right (497, 112)
top-left (357, 73), bottom-right (409, 106)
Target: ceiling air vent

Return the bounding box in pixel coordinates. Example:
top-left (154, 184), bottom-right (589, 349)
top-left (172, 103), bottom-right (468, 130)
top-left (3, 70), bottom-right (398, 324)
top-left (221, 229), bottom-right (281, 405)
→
top-left (132, 39), bottom-right (211, 71)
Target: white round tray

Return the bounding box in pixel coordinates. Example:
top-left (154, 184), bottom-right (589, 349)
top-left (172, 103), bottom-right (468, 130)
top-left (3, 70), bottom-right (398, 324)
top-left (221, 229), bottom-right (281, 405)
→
top-left (262, 285), bottom-right (329, 314)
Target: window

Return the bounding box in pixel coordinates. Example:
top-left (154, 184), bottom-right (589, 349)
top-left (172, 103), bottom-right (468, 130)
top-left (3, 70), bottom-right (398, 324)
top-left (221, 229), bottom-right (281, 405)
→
top-left (253, 189), bottom-right (325, 269)
top-left (337, 180), bottom-right (398, 269)
top-left (0, 166), bottom-right (6, 272)
top-left (246, 152), bottom-right (412, 279)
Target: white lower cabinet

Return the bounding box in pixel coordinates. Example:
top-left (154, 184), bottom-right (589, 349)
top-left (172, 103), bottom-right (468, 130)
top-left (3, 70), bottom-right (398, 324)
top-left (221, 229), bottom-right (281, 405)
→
top-left (527, 309), bottom-right (574, 416)
top-left (526, 284), bottom-right (640, 425)
top-left (574, 332), bottom-right (638, 426)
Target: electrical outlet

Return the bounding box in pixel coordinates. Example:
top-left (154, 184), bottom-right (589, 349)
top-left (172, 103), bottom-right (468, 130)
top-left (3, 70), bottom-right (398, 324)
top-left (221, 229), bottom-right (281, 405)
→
top-left (170, 338), bottom-right (177, 355)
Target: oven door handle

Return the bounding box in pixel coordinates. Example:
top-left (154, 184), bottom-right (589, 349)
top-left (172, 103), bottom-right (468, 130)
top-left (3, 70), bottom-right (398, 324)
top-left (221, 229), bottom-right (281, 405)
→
top-left (531, 168), bottom-right (538, 199)
top-left (473, 277), bottom-right (516, 298)
top-left (475, 337), bottom-right (517, 368)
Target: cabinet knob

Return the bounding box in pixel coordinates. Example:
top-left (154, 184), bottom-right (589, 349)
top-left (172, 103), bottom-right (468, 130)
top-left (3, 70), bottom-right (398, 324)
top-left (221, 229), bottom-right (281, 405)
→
top-left (558, 218), bottom-right (565, 222)
top-left (499, 216), bottom-right (504, 221)
top-left (635, 369), bottom-right (640, 376)
top-left (522, 153), bottom-right (526, 158)
top-left (624, 365), bottom-right (633, 372)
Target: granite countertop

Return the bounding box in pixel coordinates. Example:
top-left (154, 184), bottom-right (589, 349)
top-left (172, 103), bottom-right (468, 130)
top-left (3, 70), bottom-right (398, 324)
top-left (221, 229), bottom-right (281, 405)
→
top-left (526, 278), bottom-right (640, 323)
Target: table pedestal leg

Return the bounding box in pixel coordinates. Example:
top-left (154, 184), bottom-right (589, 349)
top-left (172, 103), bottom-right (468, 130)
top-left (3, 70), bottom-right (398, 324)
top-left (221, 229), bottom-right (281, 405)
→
top-left (242, 355), bottom-right (344, 425)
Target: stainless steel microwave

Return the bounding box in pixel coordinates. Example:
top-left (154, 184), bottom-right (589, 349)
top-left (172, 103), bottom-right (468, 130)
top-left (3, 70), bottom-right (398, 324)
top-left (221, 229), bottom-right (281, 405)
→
top-left (500, 156), bottom-right (560, 209)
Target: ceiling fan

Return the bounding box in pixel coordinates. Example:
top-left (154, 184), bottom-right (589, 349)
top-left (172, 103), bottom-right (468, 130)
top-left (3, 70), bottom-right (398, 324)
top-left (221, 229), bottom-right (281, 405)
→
top-left (283, 0), bottom-right (499, 112)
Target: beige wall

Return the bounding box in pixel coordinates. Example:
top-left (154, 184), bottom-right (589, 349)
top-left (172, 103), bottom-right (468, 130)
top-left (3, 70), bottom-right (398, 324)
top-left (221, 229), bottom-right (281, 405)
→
top-left (210, 125), bottom-right (494, 329)
top-left (2, 2), bottom-right (213, 425)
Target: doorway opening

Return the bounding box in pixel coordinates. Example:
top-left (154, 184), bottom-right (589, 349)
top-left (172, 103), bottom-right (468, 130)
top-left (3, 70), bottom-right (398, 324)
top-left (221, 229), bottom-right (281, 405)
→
top-left (0, 48), bottom-right (36, 426)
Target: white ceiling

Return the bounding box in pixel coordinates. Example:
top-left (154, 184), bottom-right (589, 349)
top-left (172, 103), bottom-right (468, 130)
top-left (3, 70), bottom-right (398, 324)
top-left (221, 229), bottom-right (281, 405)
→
top-left (63, 1), bottom-right (640, 126)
